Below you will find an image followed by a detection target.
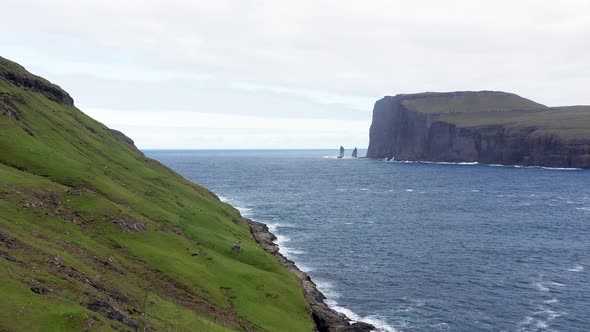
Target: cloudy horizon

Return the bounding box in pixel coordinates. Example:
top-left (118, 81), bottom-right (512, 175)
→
top-left (3, 0), bottom-right (589, 149)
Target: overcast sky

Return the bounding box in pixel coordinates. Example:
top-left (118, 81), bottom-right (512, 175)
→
top-left (2, 1), bottom-right (589, 148)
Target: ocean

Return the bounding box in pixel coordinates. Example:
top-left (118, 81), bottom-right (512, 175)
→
top-left (145, 149), bottom-right (590, 332)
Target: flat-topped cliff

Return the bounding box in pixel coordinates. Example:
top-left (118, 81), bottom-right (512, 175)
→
top-left (366, 91), bottom-right (590, 168)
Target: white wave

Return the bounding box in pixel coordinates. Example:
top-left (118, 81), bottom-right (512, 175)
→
top-left (218, 196), bottom-right (229, 202)
top-left (281, 247), bottom-right (305, 255)
top-left (517, 307), bottom-right (563, 332)
top-left (471, 189), bottom-right (480, 193)
top-left (532, 307), bottom-right (562, 321)
top-left (315, 281), bottom-right (398, 332)
top-left (236, 206), bottom-right (252, 217)
top-left (388, 160), bottom-right (478, 166)
top-left (360, 188), bottom-right (370, 191)
top-left (405, 189), bottom-right (414, 192)
top-left (265, 223), bottom-right (307, 257)
top-left (330, 304), bottom-right (398, 332)
top-left (296, 263), bottom-right (313, 273)
top-left (387, 159), bottom-right (582, 170)
top-left (274, 234), bottom-right (290, 245)
top-left (576, 207), bottom-right (590, 211)
top-left (544, 298), bottom-right (559, 304)
top-left (568, 264), bottom-right (584, 272)
top-left (549, 282), bottom-right (565, 287)
top-left (533, 282), bottom-right (550, 292)
top-left (541, 166), bottom-right (582, 171)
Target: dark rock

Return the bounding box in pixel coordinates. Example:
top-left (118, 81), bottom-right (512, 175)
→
top-left (30, 286), bottom-right (48, 295)
top-left (106, 215), bottom-right (147, 233)
top-left (109, 129), bottom-right (136, 147)
top-left (86, 299), bottom-right (138, 330)
top-left (0, 57), bottom-right (74, 105)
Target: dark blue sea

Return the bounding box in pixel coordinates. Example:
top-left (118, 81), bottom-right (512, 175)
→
top-left (145, 149), bottom-right (590, 332)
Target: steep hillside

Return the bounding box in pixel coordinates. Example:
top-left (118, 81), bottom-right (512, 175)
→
top-left (366, 91), bottom-right (590, 168)
top-left (0, 56), bottom-right (314, 331)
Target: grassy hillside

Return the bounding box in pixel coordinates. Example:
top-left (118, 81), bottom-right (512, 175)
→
top-left (400, 91), bottom-right (546, 114)
top-left (396, 91), bottom-right (590, 140)
top-left (0, 56), bottom-right (313, 331)
top-left (439, 106), bottom-right (590, 139)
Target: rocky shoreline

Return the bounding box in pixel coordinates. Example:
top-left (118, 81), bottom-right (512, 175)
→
top-left (247, 219), bottom-right (374, 332)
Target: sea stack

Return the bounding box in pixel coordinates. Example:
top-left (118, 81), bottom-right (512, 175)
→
top-left (366, 91), bottom-right (590, 168)
top-left (338, 146), bottom-right (344, 158)
top-left (352, 147), bottom-right (358, 158)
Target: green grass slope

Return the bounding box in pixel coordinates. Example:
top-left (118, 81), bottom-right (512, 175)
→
top-left (396, 91), bottom-right (590, 140)
top-left (0, 56), bottom-right (313, 331)
top-left (400, 91), bottom-right (546, 114)
top-left (439, 106), bottom-right (590, 139)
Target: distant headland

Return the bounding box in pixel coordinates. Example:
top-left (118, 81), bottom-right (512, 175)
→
top-left (366, 91), bottom-right (590, 168)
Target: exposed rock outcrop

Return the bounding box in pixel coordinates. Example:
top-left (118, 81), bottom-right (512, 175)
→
top-left (0, 56), bottom-right (74, 105)
top-left (367, 91), bottom-right (590, 168)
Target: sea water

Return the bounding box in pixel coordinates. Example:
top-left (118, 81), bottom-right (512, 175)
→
top-left (146, 149), bottom-right (590, 332)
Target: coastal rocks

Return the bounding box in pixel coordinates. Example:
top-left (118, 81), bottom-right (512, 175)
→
top-left (366, 92), bottom-right (590, 168)
top-left (248, 220), bottom-right (374, 332)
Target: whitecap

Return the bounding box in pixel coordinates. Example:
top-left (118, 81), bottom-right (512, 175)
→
top-left (576, 207), bottom-right (590, 211)
top-left (329, 303), bottom-right (398, 332)
top-left (568, 264), bottom-right (584, 272)
top-left (280, 246), bottom-right (305, 256)
top-left (296, 263), bottom-right (313, 273)
top-left (544, 298), bottom-right (559, 304)
top-left (314, 280), bottom-right (341, 300)
top-left (236, 206), bottom-right (252, 217)
top-left (405, 189), bottom-right (414, 192)
top-left (360, 188), bottom-right (370, 191)
top-left (533, 282), bottom-right (550, 292)
top-left (315, 281), bottom-right (398, 332)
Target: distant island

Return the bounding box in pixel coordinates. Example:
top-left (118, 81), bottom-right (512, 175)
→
top-left (366, 91), bottom-right (590, 168)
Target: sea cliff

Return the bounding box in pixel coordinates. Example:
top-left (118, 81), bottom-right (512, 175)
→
top-left (366, 91), bottom-right (590, 168)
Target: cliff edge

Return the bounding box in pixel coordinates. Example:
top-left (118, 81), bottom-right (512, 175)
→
top-left (366, 91), bottom-right (590, 168)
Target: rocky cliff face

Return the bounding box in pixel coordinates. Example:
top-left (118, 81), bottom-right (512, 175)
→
top-left (367, 92), bottom-right (590, 168)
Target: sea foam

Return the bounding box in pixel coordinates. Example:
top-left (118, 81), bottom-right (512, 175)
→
top-left (314, 280), bottom-right (398, 332)
top-left (568, 264), bottom-right (584, 272)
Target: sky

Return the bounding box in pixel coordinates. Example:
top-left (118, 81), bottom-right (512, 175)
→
top-left (2, 0), bottom-right (590, 149)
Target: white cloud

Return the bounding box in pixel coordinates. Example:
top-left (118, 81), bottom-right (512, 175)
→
top-left (84, 107), bottom-right (369, 149)
top-left (2, 0), bottom-right (590, 147)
